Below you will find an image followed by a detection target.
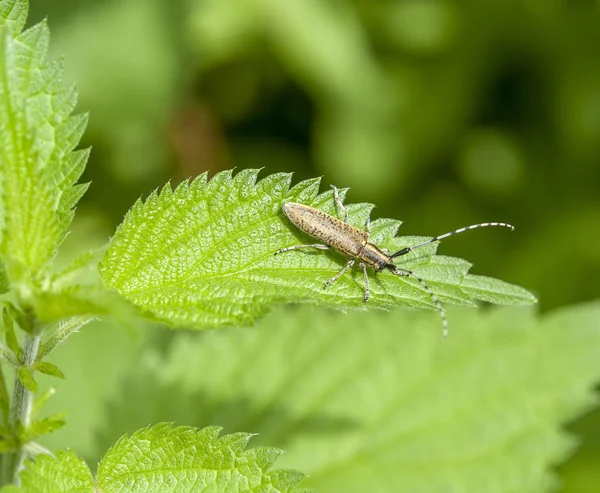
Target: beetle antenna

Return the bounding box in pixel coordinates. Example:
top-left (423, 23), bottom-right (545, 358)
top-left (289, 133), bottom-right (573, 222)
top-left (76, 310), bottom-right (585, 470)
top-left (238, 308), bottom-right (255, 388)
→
top-left (391, 222), bottom-right (514, 259)
top-left (390, 267), bottom-right (448, 340)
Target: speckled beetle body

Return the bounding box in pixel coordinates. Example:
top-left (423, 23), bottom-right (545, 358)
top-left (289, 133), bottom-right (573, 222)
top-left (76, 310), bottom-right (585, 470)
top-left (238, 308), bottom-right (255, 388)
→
top-left (275, 185), bottom-right (514, 339)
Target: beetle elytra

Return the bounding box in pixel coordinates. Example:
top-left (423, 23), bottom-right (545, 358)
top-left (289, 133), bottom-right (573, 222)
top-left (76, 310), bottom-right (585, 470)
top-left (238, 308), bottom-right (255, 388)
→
top-left (275, 185), bottom-right (514, 339)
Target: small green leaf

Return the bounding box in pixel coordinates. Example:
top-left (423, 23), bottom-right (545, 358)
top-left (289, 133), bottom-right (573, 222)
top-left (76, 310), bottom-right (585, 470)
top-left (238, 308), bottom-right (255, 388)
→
top-left (100, 169), bottom-right (535, 329)
top-left (97, 424), bottom-right (310, 492)
top-left (0, 1), bottom-right (89, 283)
top-left (20, 413), bottom-right (67, 441)
top-left (3, 308), bottom-right (21, 360)
top-left (11, 450), bottom-right (94, 493)
top-left (32, 362), bottom-right (65, 379)
top-left (16, 367), bottom-right (37, 393)
top-left (4, 302), bottom-right (29, 333)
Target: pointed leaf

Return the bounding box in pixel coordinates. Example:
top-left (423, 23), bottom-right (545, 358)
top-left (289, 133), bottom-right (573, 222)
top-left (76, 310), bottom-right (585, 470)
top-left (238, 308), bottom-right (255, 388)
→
top-left (2, 308), bottom-right (20, 359)
top-left (461, 273), bottom-right (538, 305)
top-left (100, 169), bottom-right (535, 329)
top-left (16, 367), bottom-right (37, 393)
top-left (97, 424), bottom-right (310, 492)
top-left (0, 4), bottom-right (89, 282)
top-left (20, 413), bottom-right (67, 441)
top-left (31, 362), bottom-right (65, 379)
top-left (12, 450), bottom-right (94, 493)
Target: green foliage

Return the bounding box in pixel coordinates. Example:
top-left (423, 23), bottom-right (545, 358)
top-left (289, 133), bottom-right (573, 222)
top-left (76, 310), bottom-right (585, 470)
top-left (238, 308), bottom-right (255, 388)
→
top-left (7, 425), bottom-right (310, 493)
top-left (100, 169), bottom-right (535, 329)
top-left (16, 368), bottom-right (36, 393)
top-left (2, 310), bottom-right (20, 362)
top-left (0, 1), bottom-right (597, 491)
top-left (2, 450), bottom-right (93, 493)
top-left (90, 303), bottom-right (600, 493)
top-left (30, 363), bottom-right (64, 380)
top-left (20, 413), bottom-right (67, 442)
top-left (0, 0), bottom-right (89, 286)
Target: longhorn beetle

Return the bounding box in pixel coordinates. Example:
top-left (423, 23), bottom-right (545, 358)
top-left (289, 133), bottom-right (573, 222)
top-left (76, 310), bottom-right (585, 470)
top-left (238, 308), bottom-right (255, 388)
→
top-left (275, 185), bottom-right (514, 339)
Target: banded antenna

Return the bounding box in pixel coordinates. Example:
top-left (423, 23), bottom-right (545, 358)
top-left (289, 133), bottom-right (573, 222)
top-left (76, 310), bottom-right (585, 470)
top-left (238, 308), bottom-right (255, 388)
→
top-left (391, 222), bottom-right (514, 259)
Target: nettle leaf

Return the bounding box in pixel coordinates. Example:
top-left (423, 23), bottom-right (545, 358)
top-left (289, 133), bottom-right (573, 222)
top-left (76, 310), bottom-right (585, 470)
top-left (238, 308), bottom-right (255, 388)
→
top-left (4, 450), bottom-right (93, 493)
top-left (94, 303), bottom-right (600, 493)
top-left (0, 0), bottom-right (89, 282)
top-left (100, 169), bottom-right (535, 329)
top-left (97, 424), bottom-right (310, 492)
top-left (9, 425), bottom-right (310, 493)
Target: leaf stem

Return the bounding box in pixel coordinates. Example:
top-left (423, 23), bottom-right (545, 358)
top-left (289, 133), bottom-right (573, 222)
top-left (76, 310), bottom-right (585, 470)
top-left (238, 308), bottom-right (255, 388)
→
top-left (1, 333), bottom-right (41, 485)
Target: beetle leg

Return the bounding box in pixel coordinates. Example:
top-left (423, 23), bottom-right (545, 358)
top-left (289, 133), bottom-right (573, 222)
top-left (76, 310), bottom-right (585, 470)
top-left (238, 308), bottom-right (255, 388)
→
top-left (275, 244), bottom-right (330, 255)
top-left (359, 262), bottom-right (370, 302)
top-left (392, 267), bottom-right (448, 340)
top-left (330, 185), bottom-right (349, 224)
top-left (324, 258), bottom-right (355, 289)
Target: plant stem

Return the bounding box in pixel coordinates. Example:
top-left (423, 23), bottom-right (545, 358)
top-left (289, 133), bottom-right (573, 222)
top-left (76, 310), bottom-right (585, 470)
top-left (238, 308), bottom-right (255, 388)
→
top-left (1, 334), bottom-right (41, 485)
top-left (10, 334), bottom-right (40, 427)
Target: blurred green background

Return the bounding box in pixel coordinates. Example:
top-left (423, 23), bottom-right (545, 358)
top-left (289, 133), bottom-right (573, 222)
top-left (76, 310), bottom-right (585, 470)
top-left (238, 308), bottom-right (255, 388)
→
top-left (27, 0), bottom-right (599, 490)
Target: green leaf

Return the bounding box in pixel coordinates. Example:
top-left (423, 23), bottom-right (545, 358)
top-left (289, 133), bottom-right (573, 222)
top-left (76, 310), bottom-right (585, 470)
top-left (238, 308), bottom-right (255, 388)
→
top-left (100, 169), bottom-right (534, 329)
top-left (31, 362), bottom-right (65, 379)
top-left (17, 367), bottom-right (37, 393)
top-left (93, 303), bottom-right (600, 493)
top-left (0, 0), bottom-right (89, 283)
top-left (10, 426), bottom-right (310, 492)
top-left (20, 413), bottom-right (67, 441)
top-left (460, 273), bottom-right (537, 305)
top-left (2, 308), bottom-right (20, 360)
top-left (9, 450), bottom-right (93, 493)
top-left (4, 302), bottom-right (30, 333)
top-left (97, 424), bottom-right (310, 493)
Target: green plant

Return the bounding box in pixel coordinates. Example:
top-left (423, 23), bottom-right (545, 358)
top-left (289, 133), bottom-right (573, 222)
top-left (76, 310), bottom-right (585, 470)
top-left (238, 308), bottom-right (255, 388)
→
top-left (0, 1), bottom-right (598, 492)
